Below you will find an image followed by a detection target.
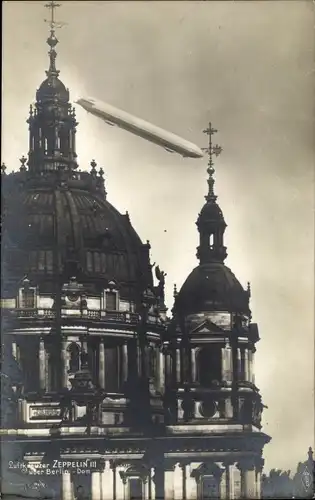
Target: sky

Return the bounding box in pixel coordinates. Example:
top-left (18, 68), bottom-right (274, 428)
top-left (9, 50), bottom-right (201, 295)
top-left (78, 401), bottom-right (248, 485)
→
top-left (2, 0), bottom-right (314, 474)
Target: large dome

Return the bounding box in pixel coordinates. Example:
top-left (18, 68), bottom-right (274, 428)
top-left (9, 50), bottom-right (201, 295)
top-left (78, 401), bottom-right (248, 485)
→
top-left (2, 171), bottom-right (152, 301)
top-left (175, 262), bottom-right (250, 316)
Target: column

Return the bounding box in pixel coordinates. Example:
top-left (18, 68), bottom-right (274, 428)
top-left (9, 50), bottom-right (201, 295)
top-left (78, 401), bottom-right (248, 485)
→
top-left (237, 348), bottom-right (241, 380)
top-left (164, 465), bottom-right (175, 500)
top-left (191, 348), bottom-right (197, 383)
top-left (238, 461), bottom-right (256, 499)
top-left (159, 350), bottom-right (165, 392)
top-left (244, 349), bottom-right (249, 382)
top-left (186, 464), bottom-right (198, 500)
top-left (248, 350), bottom-right (252, 383)
top-left (115, 465), bottom-right (125, 500)
top-left (61, 471), bottom-right (73, 500)
top-left (244, 468), bottom-right (256, 499)
top-left (61, 339), bottom-right (68, 389)
top-left (101, 461), bottom-right (114, 500)
top-left (99, 339), bottom-right (105, 388)
top-left (255, 458), bottom-right (264, 499)
top-left (143, 477), bottom-right (150, 500)
top-left (122, 344), bottom-right (128, 383)
top-left (176, 348), bottom-right (181, 383)
top-left (39, 337), bottom-right (46, 391)
top-left (220, 468), bottom-right (228, 500)
top-left (91, 471), bottom-right (102, 500)
top-left (251, 351), bottom-right (256, 385)
top-left (12, 341), bottom-right (17, 359)
top-left (174, 463), bottom-right (184, 500)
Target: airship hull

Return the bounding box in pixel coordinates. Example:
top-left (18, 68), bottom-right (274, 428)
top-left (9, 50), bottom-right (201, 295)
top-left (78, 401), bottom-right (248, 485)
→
top-left (76, 97), bottom-right (203, 159)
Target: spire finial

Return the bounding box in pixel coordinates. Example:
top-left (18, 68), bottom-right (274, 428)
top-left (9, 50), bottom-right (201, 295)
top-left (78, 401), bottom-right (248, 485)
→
top-left (202, 122), bottom-right (223, 202)
top-left (44, 2), bottom-right (64, 78)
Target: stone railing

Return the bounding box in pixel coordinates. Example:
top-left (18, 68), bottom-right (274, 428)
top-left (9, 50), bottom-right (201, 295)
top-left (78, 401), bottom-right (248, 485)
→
top-left (2, 308), bottom-right (162, 325)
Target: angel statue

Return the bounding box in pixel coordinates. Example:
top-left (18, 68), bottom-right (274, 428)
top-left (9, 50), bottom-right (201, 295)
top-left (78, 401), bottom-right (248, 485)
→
top-left (155, 265), bottom-right (167, 301)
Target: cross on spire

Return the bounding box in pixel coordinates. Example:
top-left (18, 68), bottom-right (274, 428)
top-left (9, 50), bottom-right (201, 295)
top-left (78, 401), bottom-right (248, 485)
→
top-left (44, 1), bottom-right (62, 31)
top-left (202, 122), bottom-right (223, 202)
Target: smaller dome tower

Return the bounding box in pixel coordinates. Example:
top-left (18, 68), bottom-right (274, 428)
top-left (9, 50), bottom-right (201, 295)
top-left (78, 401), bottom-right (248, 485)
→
top-left (163, 123), bottom-right (270, 499)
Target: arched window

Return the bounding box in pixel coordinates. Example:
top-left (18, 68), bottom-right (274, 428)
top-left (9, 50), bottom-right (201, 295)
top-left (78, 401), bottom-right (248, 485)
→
top-left (209, 234), bottom-right (214, 247)
top-left (68, 343), bottom-right (80, 373)
top-left (197, 346), bottom-right (222, 387)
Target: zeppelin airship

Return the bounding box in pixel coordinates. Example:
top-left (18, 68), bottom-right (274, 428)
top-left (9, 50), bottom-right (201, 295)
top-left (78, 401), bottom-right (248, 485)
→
top-left (76, 96), bottom-right (204, 159)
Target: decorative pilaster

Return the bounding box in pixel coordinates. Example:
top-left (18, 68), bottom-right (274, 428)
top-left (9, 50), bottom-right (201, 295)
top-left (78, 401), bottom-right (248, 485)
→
top-left (61, 472), bottom-right (73, 500)
top-left (99, 339), bottom-right (105, 389)
top-left (186, 464), bottom-right (198, 500)
top-left (39, 337), bottom-right (46, 391)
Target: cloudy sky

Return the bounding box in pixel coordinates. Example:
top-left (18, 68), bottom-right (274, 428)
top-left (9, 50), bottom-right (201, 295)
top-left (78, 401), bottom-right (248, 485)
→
top-left (2, 1), bottom-right (314, 473)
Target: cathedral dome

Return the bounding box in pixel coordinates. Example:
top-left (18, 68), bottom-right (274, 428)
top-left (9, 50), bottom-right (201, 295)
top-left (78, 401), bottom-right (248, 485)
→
top-left (2, 172), bottom-right (151, 300)
top-left (175, 262), bottom-right (250, 316)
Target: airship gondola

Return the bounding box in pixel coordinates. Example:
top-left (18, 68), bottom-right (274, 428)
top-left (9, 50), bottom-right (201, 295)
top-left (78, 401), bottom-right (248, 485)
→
top-left (76, 96), bottom-right (204, 159)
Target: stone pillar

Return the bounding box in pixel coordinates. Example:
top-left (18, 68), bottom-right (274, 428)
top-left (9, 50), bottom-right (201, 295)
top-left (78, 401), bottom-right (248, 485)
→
top-left (101, 461), bottom-right (114, 500)
top-left (122, 344), bottom-right (128, 383)
top-left (99, 339), bottom-right (105, 389)
top-left (191, 348), bottom-right (197, 383)
top-left (91, 471), bottom-right (102, 500)
top-left (165, 465), bottom-right (175, 500)
top-left (153, 466), bottom-right (164, 500)
top-left (61, 339), bottom-right (68, 389)
top-left (39, 337), bottom-right (46, 391)
top-left (61, 471), bottom-right (73, 500)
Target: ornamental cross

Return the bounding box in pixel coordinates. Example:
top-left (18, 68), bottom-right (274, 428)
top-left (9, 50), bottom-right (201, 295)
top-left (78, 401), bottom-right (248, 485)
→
top-left (202, 122), bottom-right (222, 168)
top-left (44, 1), bottom-right (64, 30)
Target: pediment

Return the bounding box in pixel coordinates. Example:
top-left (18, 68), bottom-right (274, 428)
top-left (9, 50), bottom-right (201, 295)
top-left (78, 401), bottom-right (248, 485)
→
top-left (191, 319), bottom-right (225, 335)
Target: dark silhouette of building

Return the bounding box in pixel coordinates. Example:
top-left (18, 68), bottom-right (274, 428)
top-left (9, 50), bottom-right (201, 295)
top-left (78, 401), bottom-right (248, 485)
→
top-left (1, 2), bottom-right (270, 499)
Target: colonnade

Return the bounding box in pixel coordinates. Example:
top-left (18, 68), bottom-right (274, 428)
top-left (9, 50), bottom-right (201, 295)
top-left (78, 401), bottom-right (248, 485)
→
top-left (58, 459), bottom-right (263, 500)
